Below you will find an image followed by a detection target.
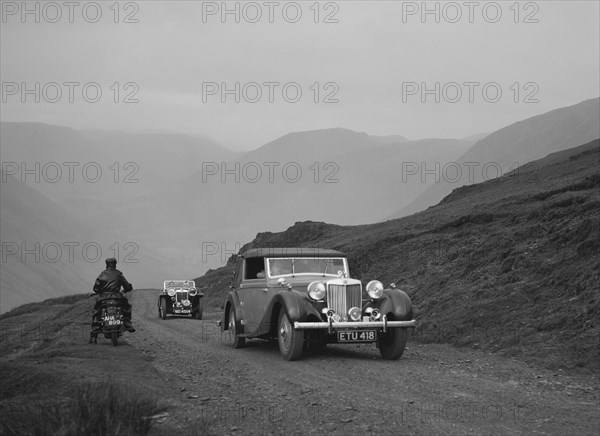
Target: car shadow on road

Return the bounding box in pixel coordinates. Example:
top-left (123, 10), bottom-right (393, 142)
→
top-left (237, 340), bottom-right (392, 362)
top-left (157, 316), bottom-right (197, 320)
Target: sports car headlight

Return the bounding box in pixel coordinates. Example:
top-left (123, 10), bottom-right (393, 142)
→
top-left (307, 281), bottom-right (326, 301)
top-left (189, 288), bottom-right (198, 296)
top-left (366, 280), bottom-right (384, 299)
top-left (182, 299), bottom-right (191, 307)
top-left (167, 288), bottom-right (176, 297)
top-left (348, 307), bottom-right (361, 321)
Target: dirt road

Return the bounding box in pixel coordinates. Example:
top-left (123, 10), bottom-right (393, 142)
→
top-left (127, 290), bottom-right (599, 435)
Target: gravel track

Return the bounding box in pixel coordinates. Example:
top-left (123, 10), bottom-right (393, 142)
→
top-left (127, 290), bottom-right (599, 436)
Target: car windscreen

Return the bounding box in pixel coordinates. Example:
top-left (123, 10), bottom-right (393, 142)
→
top-left (164, 280), bottom-right (195, 289)
top-left (267, 258), bottom-right (346, 277)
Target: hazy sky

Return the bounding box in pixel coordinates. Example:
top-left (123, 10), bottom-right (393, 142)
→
top-left (1, 1), bottom-right (599, 150)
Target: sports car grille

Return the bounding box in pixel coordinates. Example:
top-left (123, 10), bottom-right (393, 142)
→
top-left (176, 291), bottom-right (189, 302)
top-left (327, 284), bottom-right (362, 321)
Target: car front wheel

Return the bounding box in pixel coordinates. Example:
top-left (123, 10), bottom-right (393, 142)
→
top-left (278, 310), bottom-right (304, 361)
top-left (378, 328), bottom-right (407, 360)
top-left (196, 300), bottom-right (203, 320)
top-left (160, 299), bottom-right (167, 320)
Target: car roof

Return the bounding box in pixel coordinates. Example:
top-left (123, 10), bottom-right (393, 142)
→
top-left (241, 247), bottom-right (346, 258)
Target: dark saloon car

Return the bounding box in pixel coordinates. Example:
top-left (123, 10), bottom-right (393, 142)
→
top-left (220, 248), bottom-right (416, 360)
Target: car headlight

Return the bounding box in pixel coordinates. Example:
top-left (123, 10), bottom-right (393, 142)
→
top-left (308, 281), bottom-right (326, 301)
top-left (348, 307), bottom-right (361, 321)
top-left (189, 288), bottom-right (198, 296)
top-left (366, 280), bottom-right (384, 299)
top-left (182, 299), bottom-right (191, 307)
top-left (167, 289), bottom-right (176, 297)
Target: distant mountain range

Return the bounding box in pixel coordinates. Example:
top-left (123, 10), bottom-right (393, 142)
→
top-left (390, 98), bottom-right (600, 219)
top-left (0, 171), bottom-right (98, 310)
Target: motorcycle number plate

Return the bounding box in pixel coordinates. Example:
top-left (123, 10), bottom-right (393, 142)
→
top-left (105, 320), bottom-right (122, 326)
top-left (337, 330), bottom-right (377, 343)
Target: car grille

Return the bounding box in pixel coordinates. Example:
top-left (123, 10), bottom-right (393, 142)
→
top-left (327, 284), bottom-right (362, 321)
top-left (176, 291), bottom-right (189, 302)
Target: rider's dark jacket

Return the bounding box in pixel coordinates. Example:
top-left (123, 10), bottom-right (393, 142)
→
top-left (93, 268), bottom-right (132, 294)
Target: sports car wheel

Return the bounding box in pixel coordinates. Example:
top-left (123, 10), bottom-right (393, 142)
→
top-left (160, 299), bottom-right (167, 320)
top-left (278, 310), bottom-right (304, 361)
top-left (226, 305), bottom-right (245, 348)
top-left (379, 328), bottom-right (407, 360)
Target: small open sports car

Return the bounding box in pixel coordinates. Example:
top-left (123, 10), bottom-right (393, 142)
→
top-left (158, 280), bottom-right (204, 319)
top-left (220, 248), bottom-right (416, 360)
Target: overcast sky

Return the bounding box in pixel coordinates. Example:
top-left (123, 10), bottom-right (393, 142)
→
top-left (1, 1), bottom-right (599, 150)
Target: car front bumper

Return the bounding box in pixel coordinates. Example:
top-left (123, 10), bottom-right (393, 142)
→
top-left (294, 319), bottom-right (417, 331)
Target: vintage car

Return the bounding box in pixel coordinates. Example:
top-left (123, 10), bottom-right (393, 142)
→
top-left (158, 280), bottom-right (204, 319)
top-left (220, 248), bottom-right (416, 360)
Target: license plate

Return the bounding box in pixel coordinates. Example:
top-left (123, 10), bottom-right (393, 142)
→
top-left (104, 319), bottom-right (122, 326)
top-left (174, 309), bottom-right (190, 314)
top-left (337, 330), bottom-right (377, 343)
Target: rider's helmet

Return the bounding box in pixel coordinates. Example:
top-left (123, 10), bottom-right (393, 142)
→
top-left (105, 258), bottom-right (117, 269)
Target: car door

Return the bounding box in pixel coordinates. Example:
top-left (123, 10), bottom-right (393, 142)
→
top-left (235, 257), bottom-right (272, 336)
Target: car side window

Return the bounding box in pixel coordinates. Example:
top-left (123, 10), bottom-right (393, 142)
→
top-left (244, 257), bottom-right (266, 280)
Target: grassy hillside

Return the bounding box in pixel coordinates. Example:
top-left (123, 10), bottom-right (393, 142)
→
top-left (195, 139), bottom-right (600, 372)
top-left (0, 294), bottom-right (166, 435)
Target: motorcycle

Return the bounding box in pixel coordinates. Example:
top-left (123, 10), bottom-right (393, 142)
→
top-left (90, 291), bottom-right (131, 346)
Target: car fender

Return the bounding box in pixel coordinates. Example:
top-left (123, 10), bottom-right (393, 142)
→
top-left (375, 289), bottom-right (413, 320)
top-left (190, 294), bottom-right (201, 308)
top-left (272, 290), bottom-right (322, 323)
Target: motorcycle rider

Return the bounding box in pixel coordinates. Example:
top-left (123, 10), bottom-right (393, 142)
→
top-left (90, 257), bottom-right (135, 343)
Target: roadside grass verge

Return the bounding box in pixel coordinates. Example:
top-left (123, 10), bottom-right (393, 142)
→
top-left (0, 294), bottom-right (179, 436)
top-left (0, 294), bottom-right (89, 321)
top-left (1, 379), bottom-right (164, 436)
